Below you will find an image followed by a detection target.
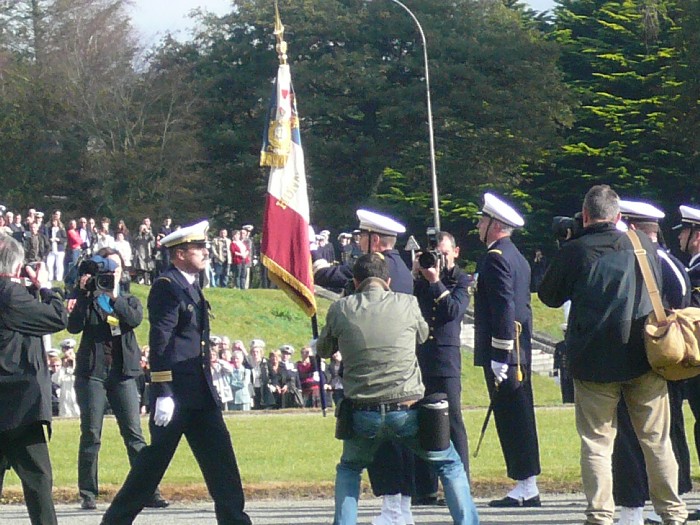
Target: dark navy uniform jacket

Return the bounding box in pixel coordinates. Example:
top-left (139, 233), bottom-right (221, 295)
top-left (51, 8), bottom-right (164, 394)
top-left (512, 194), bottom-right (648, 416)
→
top-left (148, 265), bottom-right (219, 409)
top-left (383, 249), bottom-right (413, 295)
top-left (688, 254), bottom-right (700, 307)
top-left (657, 245), bottom-right (691, 309)
top-left (415, 266), bottom-right (470, 378)
top-left (473, 236), bottom-right (532, 367)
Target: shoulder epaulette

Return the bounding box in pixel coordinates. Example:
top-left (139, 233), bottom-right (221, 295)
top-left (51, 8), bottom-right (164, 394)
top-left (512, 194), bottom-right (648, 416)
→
top-left (154, 277), bottom-right (172, 285)
top-left (488, 249), bottom-right (503, 255)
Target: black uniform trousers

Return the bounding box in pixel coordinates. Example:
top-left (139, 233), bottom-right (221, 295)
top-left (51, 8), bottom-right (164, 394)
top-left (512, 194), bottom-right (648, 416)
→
top-left (414, 375), bottom-right (470, 497)
top-left (102, 406), bottom-right (251, 525)
top-left (612, 380), bottom-right (691, 506)
top-left (483, 365), bottom-right (541, 480)
top-left (368, 441), bottom-right (415, 497)
top-left (0, 423), bottom-right (57, 525)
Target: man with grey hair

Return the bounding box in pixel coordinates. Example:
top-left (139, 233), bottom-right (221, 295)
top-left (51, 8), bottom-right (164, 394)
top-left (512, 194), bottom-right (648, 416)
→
top-left (0, 234), bottom-right (68, 524)
top-left (538, 185), bottom-right (687, 525)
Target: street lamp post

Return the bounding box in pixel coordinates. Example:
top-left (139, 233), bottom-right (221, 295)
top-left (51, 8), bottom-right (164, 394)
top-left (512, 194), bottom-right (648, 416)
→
top-left (379, 0), bottom-right (440, 231)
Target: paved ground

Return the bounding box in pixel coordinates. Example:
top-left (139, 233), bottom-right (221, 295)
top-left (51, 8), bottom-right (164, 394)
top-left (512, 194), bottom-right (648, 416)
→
top-left (2, 493), bottom-right (700, 524)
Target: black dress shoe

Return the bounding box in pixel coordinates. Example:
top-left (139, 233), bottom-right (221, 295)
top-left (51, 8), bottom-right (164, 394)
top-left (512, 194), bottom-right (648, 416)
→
top-left (488, 495), bottom-right (541, 508)
top-left (80, 497), bottom-right (97, 510)
top-left (144, 496), bottom-right (170, 508)
top-left (413, 496), bottom-right (447, 507)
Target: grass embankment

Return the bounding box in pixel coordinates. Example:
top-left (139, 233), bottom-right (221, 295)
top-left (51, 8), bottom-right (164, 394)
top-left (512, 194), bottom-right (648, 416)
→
top-left (2, 287), bottom-right (593, 502)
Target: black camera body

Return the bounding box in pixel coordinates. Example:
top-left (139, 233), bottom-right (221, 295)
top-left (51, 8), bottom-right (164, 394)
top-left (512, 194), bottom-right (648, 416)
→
top-left (418, 227), bottom-right (446, 270)
top-left (77, 259), bottom-right (115, 293)
top-left (552, 213), bottom-right (584, 242)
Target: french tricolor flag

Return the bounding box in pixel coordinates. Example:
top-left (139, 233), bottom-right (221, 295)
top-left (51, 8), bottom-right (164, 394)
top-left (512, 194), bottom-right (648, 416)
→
top-left (260, 63), bottom-right (316, 317)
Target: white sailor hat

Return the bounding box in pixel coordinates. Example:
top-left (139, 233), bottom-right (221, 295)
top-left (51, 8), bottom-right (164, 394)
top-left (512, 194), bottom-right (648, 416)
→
top-left (160, 220), bottom-right (209, 248)
top-left (60, 338), bottom-right (76, 349)
top-left (35, 211), bottom-right (44, 219)
top-left (673, 205), bottom-right (700, 230)
top-left (480, 193), bottom-right (525, 228)
top-left (320, 229), bottom-right (330, 238)
top-left (356, 209), bottom-right (406, 236)
top-left (337, 232), bottom-right (351, 241)
top-left (209, 335), bottom-right (222, 345)
top-left (618, 200), bottom-right (665, 222)
top-left (312, 258), bottom-right (331, 273)
top-left (0, 205), bottom-right (5, 213)
top-left (279, 344), bottom-right (294, 355)
top-left (250, 339), bottom-right (266, 349)
top-left (315, 234), bottom-right (325, 241)
top-left (241, 224), bottom-right (254, 232)
top-left (47, 349), bottom-right (60, 358)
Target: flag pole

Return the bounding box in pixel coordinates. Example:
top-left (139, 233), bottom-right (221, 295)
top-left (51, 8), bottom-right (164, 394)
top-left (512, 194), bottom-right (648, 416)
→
top-left (271, 2), bottom-right (328, 416)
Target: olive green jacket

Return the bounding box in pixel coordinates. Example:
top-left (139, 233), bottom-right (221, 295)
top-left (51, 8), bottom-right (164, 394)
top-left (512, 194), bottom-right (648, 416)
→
top-left (317, 277), bottom-right (428, 403)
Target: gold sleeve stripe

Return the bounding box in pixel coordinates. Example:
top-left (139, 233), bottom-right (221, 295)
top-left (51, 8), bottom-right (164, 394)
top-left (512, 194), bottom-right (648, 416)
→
top-left (435, 290), bottom-right (450, 303)
top-left (492, 337), bottom-right (514, 350)
top-left (488, 249), bottom-right (503, 255)
top-left (154, 277), bottom-right (172, 284)
top-left (151, 371), bottom-right (173, 383)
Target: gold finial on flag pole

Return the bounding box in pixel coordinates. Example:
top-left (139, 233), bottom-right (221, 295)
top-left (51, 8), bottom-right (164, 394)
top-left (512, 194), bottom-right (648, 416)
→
top-left (274, 1), bottom-right (287, 65)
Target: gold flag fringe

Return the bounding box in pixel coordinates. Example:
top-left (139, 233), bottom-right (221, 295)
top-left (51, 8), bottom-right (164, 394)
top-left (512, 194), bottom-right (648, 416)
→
top-left (262, 254), bottom-right (317, 317)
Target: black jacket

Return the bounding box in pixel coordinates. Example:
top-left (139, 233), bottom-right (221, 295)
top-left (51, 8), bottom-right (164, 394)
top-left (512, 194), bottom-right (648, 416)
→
top-left (147, 266), bottom-right (219, 409)
top-left (415, 266), bottom-right (470, 378)
top-left (473, 237), bottom-right (532, 367)
top-left (538, 222), bottom-right (660, 382)
top-left (0, 279), bottom-right (67, 432)
top-left (69, 291), bottom-right (144, 379)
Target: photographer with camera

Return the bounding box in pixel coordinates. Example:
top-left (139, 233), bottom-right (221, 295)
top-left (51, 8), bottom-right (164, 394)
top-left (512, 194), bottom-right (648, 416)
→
top-left (538, 185), bottom-right (687, 525)
top-left (68, 247), bottom-right (167, 511)
top-left (0, 234), bottom-right (67, 524)
top-left (412, 230), bottom-right (471, 506)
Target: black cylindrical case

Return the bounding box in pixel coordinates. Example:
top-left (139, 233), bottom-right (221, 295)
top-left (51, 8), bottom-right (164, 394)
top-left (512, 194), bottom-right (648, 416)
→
top-left (417, 399), bottom-right (450, 451)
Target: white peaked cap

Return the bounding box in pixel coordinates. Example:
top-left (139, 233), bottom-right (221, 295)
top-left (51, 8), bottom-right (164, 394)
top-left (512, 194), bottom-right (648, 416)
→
top-left (481, 193), bottom-right (525, 228)
top-left (160, 221), bottom-right (209, 248)
top-left (618, 199), bottom-right (665, 221)
top-left (356, 209), bottom-right (406, 236)
top-left (673, 205), bottom-right (700, 230)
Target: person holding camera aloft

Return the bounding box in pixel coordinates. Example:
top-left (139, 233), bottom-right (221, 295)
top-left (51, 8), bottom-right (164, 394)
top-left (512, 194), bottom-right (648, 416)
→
top-left (0, 234), bottom-right (67, 525)
top-left (68, 247), bottom-right (168, 511)
top-left (538, 185), bottom-right (687, 525)
top-left (412, 231), bottom-right (471, 507)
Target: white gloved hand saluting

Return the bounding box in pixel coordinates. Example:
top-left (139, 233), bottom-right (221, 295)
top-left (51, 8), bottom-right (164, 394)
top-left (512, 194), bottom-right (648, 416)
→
top-left (490, 360), bottom-right (509, 385)
top-left (154, 396), bottom-right (175, 427)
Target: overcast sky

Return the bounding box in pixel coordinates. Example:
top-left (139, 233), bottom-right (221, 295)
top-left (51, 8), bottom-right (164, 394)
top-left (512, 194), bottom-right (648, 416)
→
top-left (129, 0), bottom-right (557, 43)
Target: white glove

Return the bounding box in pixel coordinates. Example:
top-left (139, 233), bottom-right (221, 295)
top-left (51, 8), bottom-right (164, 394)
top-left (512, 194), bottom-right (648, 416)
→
top-left (154, 396), bottom-right (175, 427)
top-left (312, 371), bottom-right (320, 382)
top-left (490, 360), bottom-right (509, 385)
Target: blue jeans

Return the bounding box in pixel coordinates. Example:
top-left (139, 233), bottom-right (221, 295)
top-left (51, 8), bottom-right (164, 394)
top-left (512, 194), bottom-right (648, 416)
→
top-left (334, 408), bottom-right (479, 525)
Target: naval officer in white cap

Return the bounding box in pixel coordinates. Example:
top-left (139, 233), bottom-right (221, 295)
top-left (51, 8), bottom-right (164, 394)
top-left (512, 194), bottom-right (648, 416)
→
top-left (473, 193), bottom-right (541, 508)
top-left (102, 220), bottom-right (252, 525)
top-left (355, 209), bottom-right (416, 525)
top-left (612, 200), bottom-right (694, 525)
top-left (675, 205), bottom-right (700, 306)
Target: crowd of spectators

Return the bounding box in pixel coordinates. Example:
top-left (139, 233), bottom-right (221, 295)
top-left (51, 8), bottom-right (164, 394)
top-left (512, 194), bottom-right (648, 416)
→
top-left (0, 205), bottom-right (270, 290)
top-left (48, 336), bottom-right (343, 416)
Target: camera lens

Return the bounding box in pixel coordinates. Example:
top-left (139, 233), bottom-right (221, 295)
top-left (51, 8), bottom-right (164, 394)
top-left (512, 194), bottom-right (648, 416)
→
top-left (418, 251), bottom-right (438, 269)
